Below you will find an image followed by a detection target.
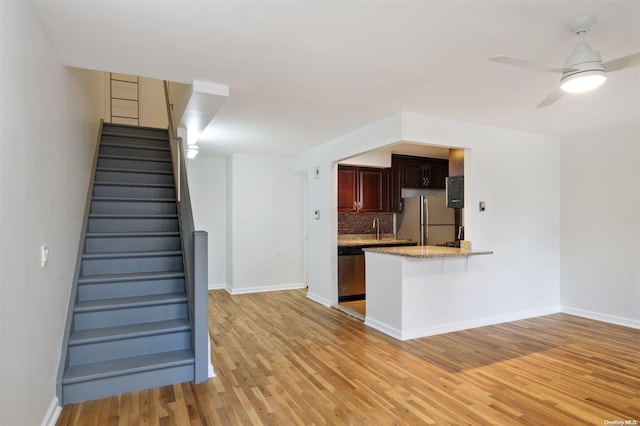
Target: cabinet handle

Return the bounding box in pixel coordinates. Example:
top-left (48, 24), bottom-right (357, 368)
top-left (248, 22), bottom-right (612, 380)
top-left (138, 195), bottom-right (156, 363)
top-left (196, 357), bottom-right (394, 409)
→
top-left (399, 201), bottom-right (403, 211)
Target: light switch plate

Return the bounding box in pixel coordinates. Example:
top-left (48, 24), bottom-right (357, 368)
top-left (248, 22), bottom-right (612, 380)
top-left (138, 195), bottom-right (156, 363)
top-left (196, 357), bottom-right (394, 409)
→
top-left (314, 209), bottom-right (320, 220)
top-left (41, 244), bottom-right (49, 267)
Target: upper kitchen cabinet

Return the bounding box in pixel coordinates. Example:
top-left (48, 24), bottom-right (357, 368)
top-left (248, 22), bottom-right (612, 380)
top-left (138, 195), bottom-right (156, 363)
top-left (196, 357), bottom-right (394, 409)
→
top-left (338, 165), bottom-right (387, 212)
top-left (338, 166), bottom-right (358, 212)
top-left (394, 155), bottom-right (448, 190)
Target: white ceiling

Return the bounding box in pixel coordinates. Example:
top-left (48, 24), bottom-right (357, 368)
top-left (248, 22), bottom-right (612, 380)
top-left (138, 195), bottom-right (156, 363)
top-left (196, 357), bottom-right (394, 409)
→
top-left (33, 1), bottom-right (640, 156)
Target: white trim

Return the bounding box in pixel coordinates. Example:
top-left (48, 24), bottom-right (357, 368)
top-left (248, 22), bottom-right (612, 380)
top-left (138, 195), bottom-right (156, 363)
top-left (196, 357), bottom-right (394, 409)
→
top-left (367, 306), bottom-right (561, 341)
top-left (208, 282), bottom-right (226, 291)
top-left (41, 396), bottom-right (61, 426)
top-left (561, 306), bottom-right (640, 330)
top-left (225, 282), bottom-right (306, 295)
top-left (207, 336), bottom-right (216, 378)
top-left (364, 317), bottom-right (403, 340)
top-left (305, 291), bottom-right (333, 307)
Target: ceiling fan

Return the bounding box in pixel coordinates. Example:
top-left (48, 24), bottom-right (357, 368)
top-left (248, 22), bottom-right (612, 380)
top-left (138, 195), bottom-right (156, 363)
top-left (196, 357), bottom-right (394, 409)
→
top-left (489, 16), bottom-right (640, 108)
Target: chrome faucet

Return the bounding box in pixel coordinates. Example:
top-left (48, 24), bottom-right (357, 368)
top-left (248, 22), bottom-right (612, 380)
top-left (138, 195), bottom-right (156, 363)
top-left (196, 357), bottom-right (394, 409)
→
top-left (373, 217), bottom-right (380, 240)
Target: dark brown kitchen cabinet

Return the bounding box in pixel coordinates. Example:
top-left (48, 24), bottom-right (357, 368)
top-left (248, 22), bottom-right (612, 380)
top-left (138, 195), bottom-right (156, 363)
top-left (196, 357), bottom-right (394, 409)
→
top-left (387, 160), bottom-right (402, 213)
top-left (338, 166), bottom-right (386, 212)
top-left (337, 166), bottom-right (358, 212)
top-left (386, 155), bottom-right (450, 212)
top-left (394, 155), bottom-right (448, 190)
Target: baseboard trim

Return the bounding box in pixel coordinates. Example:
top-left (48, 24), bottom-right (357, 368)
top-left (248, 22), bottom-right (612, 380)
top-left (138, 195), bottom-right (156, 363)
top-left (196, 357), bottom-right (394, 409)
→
top-left (41, 396), bottom-right (61, 426)
top-left (561, 306), bottom-right (640, 330)
top-left (364, 317), bottom-right (403, 340)
top-left (305, 291), bottom-right (333, 307)
top-left (208, 282), bottom-right (226, 291)
top-left (366, 305), bottom-right (561, 341)
top-left (225, 282), bottom-right (306, 295)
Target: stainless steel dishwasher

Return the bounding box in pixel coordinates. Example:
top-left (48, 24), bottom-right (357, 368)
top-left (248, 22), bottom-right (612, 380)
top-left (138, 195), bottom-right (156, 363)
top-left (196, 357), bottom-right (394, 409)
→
top-left (337, 246), bottom-right (365, 301)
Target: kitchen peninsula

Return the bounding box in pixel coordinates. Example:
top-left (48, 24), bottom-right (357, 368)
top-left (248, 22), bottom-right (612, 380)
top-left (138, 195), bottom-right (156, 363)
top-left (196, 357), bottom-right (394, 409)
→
top-left (363, 245), bottom-right (493, 341)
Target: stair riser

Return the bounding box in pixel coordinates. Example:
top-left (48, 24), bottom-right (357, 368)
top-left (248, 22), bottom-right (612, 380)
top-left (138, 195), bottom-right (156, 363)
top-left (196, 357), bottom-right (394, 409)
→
top-left (82, 255), bottom-right (183, 276)
top-left (88, 217), bottom-right (179, 233)
top-left (98, 157), bottom-right (172, 172)
top-left (85, 235), bottom-right (181, 253)
top-left (99, 145), bottom-right (171, 160)
top-left (68, 331), bottom-right (191, 365)
top-left (78, 277), bottom-right (185, 301)
top-left (95, 169), bottom-right (173, 185)
top-left (93, 184), bottom-right (175, 199)
top-left (101, 135), bottom-right (169, 149)
top-left (62, 363), bottom-right (193, 404)
top-left (74, 302), bottom-right (188, 330)
top-left (90, 200), bottom-right (177, 215)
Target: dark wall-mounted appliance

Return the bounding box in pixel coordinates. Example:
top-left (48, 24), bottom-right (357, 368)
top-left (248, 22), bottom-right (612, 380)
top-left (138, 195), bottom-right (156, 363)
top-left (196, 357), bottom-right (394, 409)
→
top-left (446, 175), bottom-right (464, 209)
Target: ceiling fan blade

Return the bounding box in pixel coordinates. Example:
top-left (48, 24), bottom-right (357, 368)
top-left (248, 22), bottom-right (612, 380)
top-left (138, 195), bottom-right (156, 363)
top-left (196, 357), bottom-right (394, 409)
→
top-left (603, 52), bottom-right (640, 72)
top-left (537, 87), bottom-right (565, 108)
top-left (489, 55), bottom-right (573, 73)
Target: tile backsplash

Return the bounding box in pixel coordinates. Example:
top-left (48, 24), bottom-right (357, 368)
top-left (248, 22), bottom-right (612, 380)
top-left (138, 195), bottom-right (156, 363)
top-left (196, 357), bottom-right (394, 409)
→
top-left (338, 212), bottom-right (394, 235)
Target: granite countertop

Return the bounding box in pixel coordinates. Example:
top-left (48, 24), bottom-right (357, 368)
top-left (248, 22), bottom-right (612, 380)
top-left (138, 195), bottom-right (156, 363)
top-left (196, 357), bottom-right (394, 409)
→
top-left (338, 235), bottom-right (416, 247)
top-left (363, 245), bottom-right (493, 258)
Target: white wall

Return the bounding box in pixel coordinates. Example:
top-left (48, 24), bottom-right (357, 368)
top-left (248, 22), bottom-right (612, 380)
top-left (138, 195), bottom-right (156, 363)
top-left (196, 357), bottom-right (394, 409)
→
top-left (293, 112), bottom-right (562, 322)
top-left (227, 154), bottom-right (306, 293)
top-left (560, 123), bottom-right (640, 328)
top-left (187, 155), bottom-right (227, 288)
top-left (0, 3), bottom-right (105, 425)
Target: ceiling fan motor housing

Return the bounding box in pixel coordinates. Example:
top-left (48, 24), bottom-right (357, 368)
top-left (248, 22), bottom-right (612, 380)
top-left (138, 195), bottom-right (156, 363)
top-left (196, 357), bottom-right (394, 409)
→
top-left (560, 40), bottom-right (607, 92)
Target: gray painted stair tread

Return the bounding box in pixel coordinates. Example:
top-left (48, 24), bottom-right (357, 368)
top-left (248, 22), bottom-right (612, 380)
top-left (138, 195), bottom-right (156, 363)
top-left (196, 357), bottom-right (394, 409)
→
top-left (74, 293), bottom-right (187, 312)
top-left (96, 167), bottom-right (173, 175)
top-left (63, 349), bottom-right (194, 384)
top-left (100, 142), bottom-right (170, 152)
top-left (99, 154), bottom-right (172, 163)
top-left (86, 231), bottom-right (180, 237)
top-left (78, 271), bottom-right (185, 284)
top-left (101, 131), bottom-right (169, 141)
top-left (94, 181), bottom-right (174, 188)
top-left (69, 318), bottom-right (191, 345)
top-left (91, 197), bottom-right (176, 202)
top-left (88, 214), bottom-right (178, 218)
top-left (82, 250), bottom-right (182, 259)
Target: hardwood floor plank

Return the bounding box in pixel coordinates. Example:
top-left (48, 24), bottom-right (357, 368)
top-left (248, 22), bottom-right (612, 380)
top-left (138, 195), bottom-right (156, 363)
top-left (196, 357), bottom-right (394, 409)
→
top-left (57, 289), bottom-right (640, 425)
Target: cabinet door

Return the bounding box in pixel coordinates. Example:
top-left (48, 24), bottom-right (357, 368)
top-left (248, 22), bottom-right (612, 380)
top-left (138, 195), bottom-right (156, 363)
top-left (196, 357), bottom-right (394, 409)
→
top-left (358, 168), bottom-right (385, 212)
top-left (387, 163), bottom-right (402, 212)
top-left (425, 162), bottom-right (448, 189)
top-left (338, 166), bottom-right (358, 212)
top-left (401, 160), bottom-right (426, 188)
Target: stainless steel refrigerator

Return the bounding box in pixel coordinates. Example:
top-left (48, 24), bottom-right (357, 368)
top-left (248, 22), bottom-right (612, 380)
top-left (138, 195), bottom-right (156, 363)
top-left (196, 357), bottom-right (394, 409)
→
top-left (396, 194), bottom-right (456, 246)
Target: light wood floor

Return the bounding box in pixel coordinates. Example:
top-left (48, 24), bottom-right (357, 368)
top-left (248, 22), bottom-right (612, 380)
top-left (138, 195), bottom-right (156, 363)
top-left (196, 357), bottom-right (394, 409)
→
top-left (57, 289), bottom-right (640, 425)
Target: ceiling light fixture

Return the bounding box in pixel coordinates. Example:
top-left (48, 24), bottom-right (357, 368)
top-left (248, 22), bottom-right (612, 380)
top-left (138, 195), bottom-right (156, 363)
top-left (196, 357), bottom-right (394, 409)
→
top-left (560, 70), bottom-right (607, 93)
top-left (187, 145), bottom-right (199, 159)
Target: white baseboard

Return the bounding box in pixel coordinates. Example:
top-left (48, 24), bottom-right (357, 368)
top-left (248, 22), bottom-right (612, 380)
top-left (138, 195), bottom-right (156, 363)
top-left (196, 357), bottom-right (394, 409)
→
top-left (366, 305), bottom-right (562, 341)
top-left (364, 317), bottom-right (403, 340)
top-left (41, 396), bottom-right (61, 426)
top-left (208, 282), bottom-right (226, 291)
top-left (226, 282), bottom-right (306, 295)
top-left (305, 291), bottom-right (333, 307)
top-left (207, 337), bottom-right (216, 378)
top-left (561, 306), bottom-right (640, 329)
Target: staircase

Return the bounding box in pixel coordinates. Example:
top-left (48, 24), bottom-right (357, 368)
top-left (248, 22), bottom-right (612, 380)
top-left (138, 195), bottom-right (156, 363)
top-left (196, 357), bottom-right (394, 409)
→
top-left (58, 122), bottom-right (197, 404)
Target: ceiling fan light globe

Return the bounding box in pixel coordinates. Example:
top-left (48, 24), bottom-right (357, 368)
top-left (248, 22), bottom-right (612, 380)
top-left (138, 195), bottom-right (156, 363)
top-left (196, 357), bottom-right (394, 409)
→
top-left (560, 70), bottom-right (607, 93)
